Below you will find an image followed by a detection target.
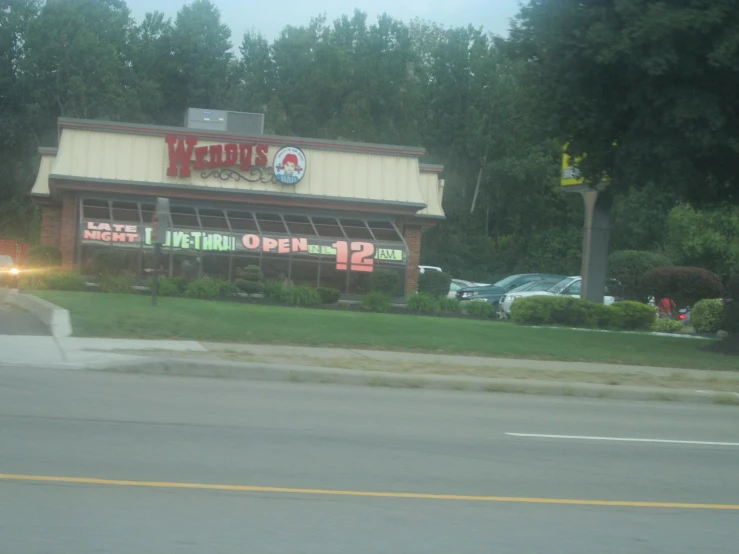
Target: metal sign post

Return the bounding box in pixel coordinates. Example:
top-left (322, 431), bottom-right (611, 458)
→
top-left (151, 198), bottom-right (170, 307)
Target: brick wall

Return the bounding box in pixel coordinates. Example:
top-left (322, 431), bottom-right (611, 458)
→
top-left (40, 204), bottom-right (62, 249)
top-left (403, 223), bottom-right (423, 295)
top-left (59, 192), bottom-right (79, 268)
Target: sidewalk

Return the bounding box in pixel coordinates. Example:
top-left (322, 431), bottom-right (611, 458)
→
top-left (1, 336), bottom-right (737, 405)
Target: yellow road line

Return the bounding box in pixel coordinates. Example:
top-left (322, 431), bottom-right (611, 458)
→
top-left (1, 473), bottom-right (737, 510)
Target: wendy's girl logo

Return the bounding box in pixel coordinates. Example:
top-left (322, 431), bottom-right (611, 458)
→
top-left (273, 146), bottom-right (306, 185)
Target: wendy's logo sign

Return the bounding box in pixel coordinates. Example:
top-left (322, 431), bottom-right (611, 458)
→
top-left (273, 147), bottom-right (306, 185)
top-left (165, 135), bottom-right (270, 181)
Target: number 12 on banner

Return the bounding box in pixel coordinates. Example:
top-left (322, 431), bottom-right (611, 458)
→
top-left (332, 241), bottom-right (375, 272)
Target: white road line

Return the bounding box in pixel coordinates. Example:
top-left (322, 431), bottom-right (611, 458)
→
top-left (505, 433), bottom-right (739, 446)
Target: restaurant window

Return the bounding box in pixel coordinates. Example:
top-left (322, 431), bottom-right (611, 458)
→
top-left (368, 220), bottom-right (402, 242)
top-left (198, 208), bottom-right (230, 230)
top-left (340, 219), bottom-right (374, 240)
top-left (227, 211), bottom-right (259, 232)
top-left (311, 216), bottom-right (345, 238)
top-left (111, 201), bottom-right (141, 223)
top-left (348, 271), bottom-right (372, 296)
top-left (142, 251), bottom-right (172, 278)
top-left (82, 198), bottom-right (110, 220)
top-left (173, 252), bottom-right (200, 279)
top-left (262, 256), bottom-right (290, 283)
top-left (232, 255), bottom-right (262, 279)
top-left (202, 254), bottom-right (231, 281)
top-left (375, 265), bottom-right (405, 297)
top-left (255, 212), bottom-right (287, 234)
top-left (170, 206), bottom-right (199, 228)
top-left (290, 258), bottom-right (319, 287)
top-left (283, 214), bottom-right (316, 236)
top-left (140, 203), bottom-right (156, 223)
top-left (318, 261), bottom-right (346, 294)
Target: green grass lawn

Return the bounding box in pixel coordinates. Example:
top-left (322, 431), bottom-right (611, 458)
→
top-left (31, 290), bottom-right (738, 370)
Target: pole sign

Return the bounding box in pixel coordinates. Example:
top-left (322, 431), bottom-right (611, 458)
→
top-left (152, 198), bottom-right (171, 244)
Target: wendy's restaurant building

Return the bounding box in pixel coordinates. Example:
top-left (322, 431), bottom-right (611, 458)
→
top-left (31, 112), bottom-right (445, 296)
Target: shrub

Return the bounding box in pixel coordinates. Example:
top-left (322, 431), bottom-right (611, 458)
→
top-left (652, 318), bottom-right (683, 334)
top-left (361, 291), bottom-right (391, 313)
top-left (609, 301), bottom-right (656, 331)
top-left (263, 281), bottom-right (291, 303)
top-left (608, 250), bottom-right (671, 301)
top-left (88, 248), bottom-right (128, 275)
top-left (317, 287), bottom-right (341, 304)
top-left (510, 296), bottom-right (612, 329)
top-left (691, 299), bottom-right (725, 333)
top-left (45, 271), bottom-right (87, 291)
top-left (19, 271), bottom-right (51, 290)
top-left (418, 270), bottom-right (452, 299)
top-left (289, 286), bottom-right (321, 306)
top-left (186, 279), bottom-right (237, 299)
top-left (406, 293), bottom-right (438, 313)
top-left (464, 301), bottom-right (493, 318)
top-left (439, 297), bottom-right (462, 314)
top-left (642, 266), bottom-right (724, 309)
top-left (235, 265), bottom-right (264, 282)
top-left (99, 273), bottom-right (133, 294)
top-left (26, 245), bottom-right (61, 268)
top-left (234, 279), bottom-right (265, 294)
top-left (370, 269), bottom-right (400, 296)
top-left (155, 277), bottom-right (188, 297)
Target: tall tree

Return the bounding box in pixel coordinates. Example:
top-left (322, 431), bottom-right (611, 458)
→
top-left (509, 0), bottom-right (739, 205)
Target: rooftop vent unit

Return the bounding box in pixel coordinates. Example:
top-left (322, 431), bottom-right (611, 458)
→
top-left (184, 108), bottom-right (265, 136)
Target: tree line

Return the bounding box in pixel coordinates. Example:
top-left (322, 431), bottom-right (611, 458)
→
top-left (1, 0), bottom-right (737, 282)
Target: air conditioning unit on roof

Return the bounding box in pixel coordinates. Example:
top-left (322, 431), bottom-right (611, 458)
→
top-left (184, 108), bottom-right (265, 136)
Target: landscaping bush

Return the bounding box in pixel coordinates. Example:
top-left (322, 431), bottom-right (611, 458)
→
top-left (652, 318), bottom-right (683, 334)
top-left (608, 250), bottom-right (671, 301)
top-left (155, 277), bottom-right (188, 297)
top-left (235, 265), bottom-right (264, 282)
top-left (361, 291), bottom-right (391, 313)
top-left (186, 279), bottom-right (237, 299)
top-left (642, 266), bottom-right (724, 308)
top-left (45, 271), bottom-right (87, 291)
top-left (26, 245), bottom-right (61, 268)
top-left (99, 273), bottom-right (134, 293)
top-left (609, 301), bottom-right (656, 331)
top-left (439, 297), bottom-right (462, 314)
top-left (19, 271), bottom-right (51, 290)
top-left (418, 270), bottom-right (452, 299)
top-left (317, 287), bottom-right (341, 304)
top-left (406, 293), bottom-right (438, 313)
top-left (88, 248), bottom-right (128, 275)
top-left (289, 286), bottom-right (321, 306)
top-left (263, 281), bottom-right (291, 303)
top-left (234, 279), bottom-right (265, 294)
top-left (510, 296), bottom-right (638, 330)
top-left (464, 301), bottom-right (493, 319)
top-left (691, 299), bottom-right (725, 333)
top-left (370, 269), bottom-right (400, 296)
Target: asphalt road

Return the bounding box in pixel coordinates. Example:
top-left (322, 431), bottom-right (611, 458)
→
top-left (1, 366), bottom-right (738, 553)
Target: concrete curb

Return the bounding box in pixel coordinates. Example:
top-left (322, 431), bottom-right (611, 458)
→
top-left (87, 356), bottom-right (739, 405)
top-left (3, 290), bottom-right (72, 338)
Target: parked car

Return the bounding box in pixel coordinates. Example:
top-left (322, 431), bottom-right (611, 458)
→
top-left (419, 265), bottom-right (443, 274)
top-left (447, 278), bottom-right (491, 298)
top-left (496, 278), bottom-right (565, 319)
top-left (456, 273), bottom-right (566, 305)
top-left (496, 275), bottom-right (616, 318)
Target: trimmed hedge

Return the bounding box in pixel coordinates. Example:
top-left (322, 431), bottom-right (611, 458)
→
top-left (418, 270), bottom-right (452, 299)
top-left (361, 292), bottom-right (391, 313)
top-left (439, 297), bottom-right (462, 314)
top-left (317, 287), bottom-right (341, 304)
top-left (99, 273), bottom-right (133, 293)
top-left (289, 286), bottom-right (321, 306)
top-left (234, 279), bottom-right (265, 294)
top-left (407, 293), bottom-right (438, 313)
top-left (464, 301), bottom-right (493, 319)
top-left (510, 296), bottom-right (656, 331)
top-left (263, 281), bottom-right (291, 303)
top-left (642, 266), bottom-right (724, 308)
top-left (186, 279), bottom-right (237, 299)
top-left (155, 277), bottom-right (188, 297)
top-left (607, 250), bottom-right (671, 301)
top-left (691, 299), bottom-right (725, 333)
top-left (26, 245), bottom-right (61, 268)
top-left (652, 318), bottom-right (683, 334)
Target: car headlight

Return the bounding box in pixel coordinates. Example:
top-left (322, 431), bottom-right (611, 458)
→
top-left (9, 268), bottom-right (19, 275)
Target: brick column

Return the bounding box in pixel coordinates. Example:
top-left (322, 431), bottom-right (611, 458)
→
top-left (59, 192), bottom-right (79, 268)
top-left (403, 223), bottom-right (423, 295)
top-left (40, 204), bottom-right (62, 249)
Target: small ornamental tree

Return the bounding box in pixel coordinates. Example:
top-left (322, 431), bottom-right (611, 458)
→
top-left (642, 266), bottom-right (724, 309)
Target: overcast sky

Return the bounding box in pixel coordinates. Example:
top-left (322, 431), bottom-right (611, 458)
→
top-left (126, 0), bottom-right (522, 48)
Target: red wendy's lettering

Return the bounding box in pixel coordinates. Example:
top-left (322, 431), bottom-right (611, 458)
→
top-left (165, 135), bottom-right (270, 178)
